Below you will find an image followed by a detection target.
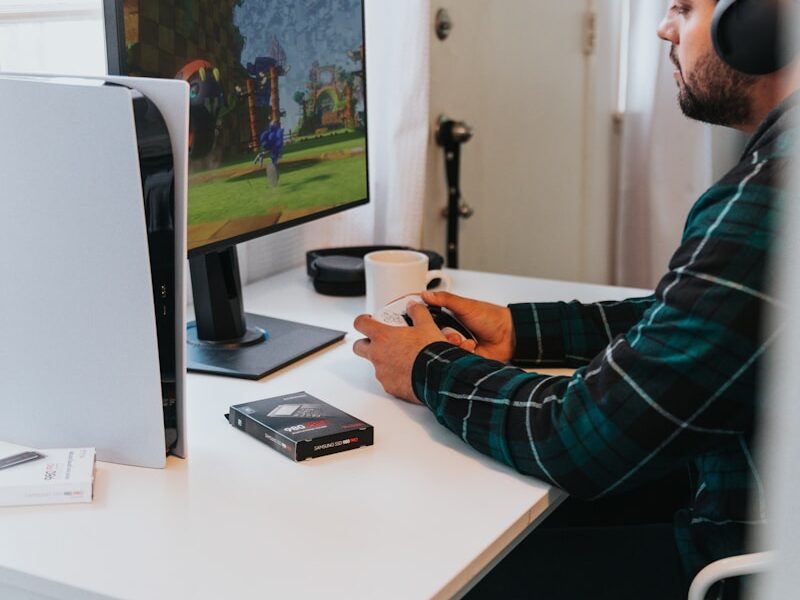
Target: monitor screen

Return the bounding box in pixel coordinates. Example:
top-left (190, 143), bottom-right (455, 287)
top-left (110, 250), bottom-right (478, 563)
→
top-left (105, 0), bottom-right (368, 380)
top-left (107, 0), bottom-right (368, 255)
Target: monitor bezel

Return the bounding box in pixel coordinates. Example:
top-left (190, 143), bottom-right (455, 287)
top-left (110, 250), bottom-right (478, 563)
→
top-left (103, 0), bottom-right (370, 258)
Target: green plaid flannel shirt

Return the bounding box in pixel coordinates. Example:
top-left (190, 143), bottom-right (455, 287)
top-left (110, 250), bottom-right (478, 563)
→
top-left (412, 94), bottom-right (798, 580)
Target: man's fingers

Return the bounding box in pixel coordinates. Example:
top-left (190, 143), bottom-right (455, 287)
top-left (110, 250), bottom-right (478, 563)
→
top-left (421, 290), bottom-right (471, 315)
top-left (353, 314), bottom-right (391, 338)
top-left (459, 339), bottom-right (478, 353)
top-left (352, 338), bottom-right (370, 359)
top-left (406, 301), bottom-right (437, 329)
top-left (421, 290), bottom-right (455, 307)
top-left (445, 332), bottom-right (463, 345)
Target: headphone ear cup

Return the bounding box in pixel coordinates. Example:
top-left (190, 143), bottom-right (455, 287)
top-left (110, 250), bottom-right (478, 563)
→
top-left (712, 0), bottom-right (789, 75)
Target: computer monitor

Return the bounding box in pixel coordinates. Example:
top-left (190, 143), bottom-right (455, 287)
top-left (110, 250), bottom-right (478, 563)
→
top-left (103, 0), bottom-right (368, 379)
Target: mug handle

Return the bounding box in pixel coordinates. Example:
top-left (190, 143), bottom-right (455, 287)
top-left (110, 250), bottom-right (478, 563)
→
top-left (426, 270), bottom-right (451, 291)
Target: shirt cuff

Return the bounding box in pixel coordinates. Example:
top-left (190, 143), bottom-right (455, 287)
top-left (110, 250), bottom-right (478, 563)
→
top-left (411, 341), bottom-right (472, 407)
top-left (508, 303), bottom-right (567, 365)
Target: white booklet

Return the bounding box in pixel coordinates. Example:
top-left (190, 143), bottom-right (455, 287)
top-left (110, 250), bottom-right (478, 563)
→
top-left (0, 442), bottom-right (95, 507)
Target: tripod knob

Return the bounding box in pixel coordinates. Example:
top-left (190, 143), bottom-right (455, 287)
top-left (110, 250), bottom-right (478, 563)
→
top-left (436, 117), bottom-right (473, 147)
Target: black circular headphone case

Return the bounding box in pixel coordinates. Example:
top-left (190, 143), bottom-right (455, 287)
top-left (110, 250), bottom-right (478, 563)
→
top-left (306, 246), bottom-right (445, 296)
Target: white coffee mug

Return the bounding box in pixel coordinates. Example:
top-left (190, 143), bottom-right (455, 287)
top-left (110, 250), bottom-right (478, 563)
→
top-left (364, 250), bottom-right (451, 316)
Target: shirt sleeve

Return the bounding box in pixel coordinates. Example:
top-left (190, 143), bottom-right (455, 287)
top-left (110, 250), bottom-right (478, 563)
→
top-left (508, 296), bottom-right (656, 367)
top-left (411, 182), bottom-right (777, 500)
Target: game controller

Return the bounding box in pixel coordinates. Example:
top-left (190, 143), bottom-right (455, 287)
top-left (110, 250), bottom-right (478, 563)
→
top-left (374, 294), bottom-right (476, 343)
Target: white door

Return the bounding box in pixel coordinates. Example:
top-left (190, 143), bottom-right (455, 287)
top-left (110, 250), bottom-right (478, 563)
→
top-left (423, 0), bottom-right (623, 284)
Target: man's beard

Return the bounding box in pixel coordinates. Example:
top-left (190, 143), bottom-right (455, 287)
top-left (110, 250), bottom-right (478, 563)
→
top-left (671, 46), bottom-right (757, 127)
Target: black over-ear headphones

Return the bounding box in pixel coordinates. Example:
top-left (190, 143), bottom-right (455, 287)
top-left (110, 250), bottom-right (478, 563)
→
top-left (712, 0), bottom-right (795, 75)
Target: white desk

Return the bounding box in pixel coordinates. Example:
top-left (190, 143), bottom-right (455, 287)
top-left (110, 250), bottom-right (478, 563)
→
top-left (0, 267), bottom-right (646, 600)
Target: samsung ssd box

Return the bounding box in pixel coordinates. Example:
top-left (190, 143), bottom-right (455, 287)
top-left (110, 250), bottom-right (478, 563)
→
top-left (228, 392), bottom-right (373, 461)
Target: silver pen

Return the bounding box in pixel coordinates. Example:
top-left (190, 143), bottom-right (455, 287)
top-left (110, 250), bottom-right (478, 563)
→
top-left (0, 451), bottom-right (45, 471)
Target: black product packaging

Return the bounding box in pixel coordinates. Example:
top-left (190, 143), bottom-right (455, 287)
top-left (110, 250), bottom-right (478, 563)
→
top-left (227, 392), bottom-right (374, 461)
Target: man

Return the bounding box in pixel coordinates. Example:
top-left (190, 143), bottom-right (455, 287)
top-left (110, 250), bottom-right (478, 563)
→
top-left (354, 0), bottom-right (799, 597)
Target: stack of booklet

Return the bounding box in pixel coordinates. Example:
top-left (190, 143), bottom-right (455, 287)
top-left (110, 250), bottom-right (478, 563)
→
top-left (0, 442), bottom-right (96, 507)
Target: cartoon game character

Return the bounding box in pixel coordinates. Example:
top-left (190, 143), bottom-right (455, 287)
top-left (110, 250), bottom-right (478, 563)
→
top-left (175, 59), bottom-right (226, 159)
top-left (254, 122), bottom-right (285, 187)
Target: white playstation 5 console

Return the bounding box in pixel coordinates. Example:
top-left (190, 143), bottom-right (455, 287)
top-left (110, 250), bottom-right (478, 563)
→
top-left (0, 74), bottom-right (189, 468)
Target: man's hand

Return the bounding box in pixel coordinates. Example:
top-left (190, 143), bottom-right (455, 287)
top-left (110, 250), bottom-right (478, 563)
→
top-left (353, 302), bottom-right (448, 404)
top-left (421, 291), bottom-right (516, 362)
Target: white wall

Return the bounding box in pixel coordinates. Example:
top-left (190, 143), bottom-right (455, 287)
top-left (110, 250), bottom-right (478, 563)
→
top-left (0, 1), bottom-right (105, 75)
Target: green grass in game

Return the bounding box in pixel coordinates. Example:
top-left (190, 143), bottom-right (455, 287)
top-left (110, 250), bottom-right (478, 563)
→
top-left (188, 130), bottom-right (367, 227)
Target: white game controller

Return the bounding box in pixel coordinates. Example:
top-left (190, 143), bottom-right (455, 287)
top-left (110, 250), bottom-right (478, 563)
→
top-left (374, 294), bottom-right (476, 344)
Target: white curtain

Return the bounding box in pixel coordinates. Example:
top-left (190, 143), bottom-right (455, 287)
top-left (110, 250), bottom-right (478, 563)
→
top-left (242, 0), bottom-right (431, 282)
top-left (614, 0), bottom-right (713, 289)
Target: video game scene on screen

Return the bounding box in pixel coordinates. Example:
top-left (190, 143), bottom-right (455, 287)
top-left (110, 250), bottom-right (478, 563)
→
top-left (121, 0), bottom-right (367, 251)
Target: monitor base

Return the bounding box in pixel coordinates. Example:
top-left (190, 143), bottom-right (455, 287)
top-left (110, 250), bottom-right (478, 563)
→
top-left (187, 313), bottom-right (345, 380)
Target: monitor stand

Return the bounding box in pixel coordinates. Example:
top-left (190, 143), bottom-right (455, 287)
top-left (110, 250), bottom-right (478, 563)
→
top-left (187, 246), bottom-right (345, 380)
